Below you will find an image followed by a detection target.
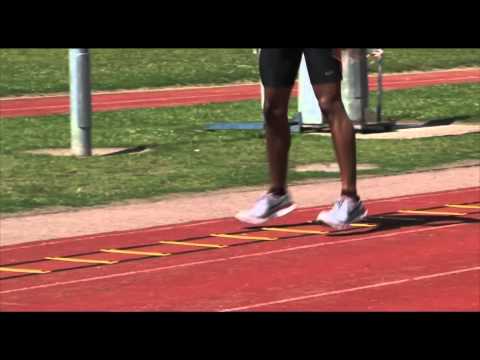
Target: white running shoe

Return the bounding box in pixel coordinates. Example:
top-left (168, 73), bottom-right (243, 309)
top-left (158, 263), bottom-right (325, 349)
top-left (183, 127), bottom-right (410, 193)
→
top-left (235, 193), bottom-right (297, 225)
top-left (316, 196), bottom-right (368, 230)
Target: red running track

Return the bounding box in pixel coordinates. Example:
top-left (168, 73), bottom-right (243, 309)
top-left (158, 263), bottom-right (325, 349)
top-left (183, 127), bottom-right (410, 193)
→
top-left (1, 69), bottom-right (479, 118)
top-left (0, 187), bottom-right (479, 311)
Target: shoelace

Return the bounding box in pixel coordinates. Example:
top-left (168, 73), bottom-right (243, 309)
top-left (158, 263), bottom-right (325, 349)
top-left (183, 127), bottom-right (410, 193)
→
top-left (332, 198), bottom-right (345, 211)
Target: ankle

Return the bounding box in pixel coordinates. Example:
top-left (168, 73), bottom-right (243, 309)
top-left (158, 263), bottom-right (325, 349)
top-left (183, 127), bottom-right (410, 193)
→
top-left (269, 187), bottom-right (287, 197)
top-left (341, 190), bottom-right (359, 201)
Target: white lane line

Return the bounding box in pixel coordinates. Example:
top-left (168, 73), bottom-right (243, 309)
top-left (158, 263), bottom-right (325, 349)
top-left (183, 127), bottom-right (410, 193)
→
top-left (219, 266), bottom-right (480, 312)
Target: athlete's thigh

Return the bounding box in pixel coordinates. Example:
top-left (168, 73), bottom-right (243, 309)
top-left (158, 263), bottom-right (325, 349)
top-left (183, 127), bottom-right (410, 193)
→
top-left (259, 48), bottom-right (303, 87)
top-left (303, 48), bottom-right (342, 85)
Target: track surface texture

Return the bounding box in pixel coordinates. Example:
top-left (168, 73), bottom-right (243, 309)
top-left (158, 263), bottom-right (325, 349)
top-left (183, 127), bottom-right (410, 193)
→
top-left (1, 188), bottom-right (478, 312)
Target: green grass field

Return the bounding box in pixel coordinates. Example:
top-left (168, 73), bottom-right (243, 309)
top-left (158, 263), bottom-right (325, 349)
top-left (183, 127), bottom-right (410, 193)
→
top-left (1, 83), bottom-right (479, 214)
top-left (1, 48), bottom-right (479, 97)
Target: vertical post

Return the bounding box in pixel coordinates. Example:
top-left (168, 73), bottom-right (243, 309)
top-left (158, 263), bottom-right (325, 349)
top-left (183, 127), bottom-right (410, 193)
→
top-left (376, 56), bottom-right (384, 123)
top-left (69, 49), bottom-right (92, 156)
top-left (257, 49), bottom-right (265, 110)
top-left (341, 48), bottom-right (369, 124)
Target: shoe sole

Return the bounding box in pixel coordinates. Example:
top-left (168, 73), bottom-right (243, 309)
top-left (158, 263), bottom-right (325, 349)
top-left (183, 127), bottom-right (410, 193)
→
top-left (317, 209), bottom-right (368, 230)
top-left (235, 203), bottom-right (297, 225)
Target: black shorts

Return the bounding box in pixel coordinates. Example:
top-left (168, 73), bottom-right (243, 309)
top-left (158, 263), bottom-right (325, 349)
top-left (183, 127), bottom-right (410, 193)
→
top-left (259, 48), bottom-right (342, 87)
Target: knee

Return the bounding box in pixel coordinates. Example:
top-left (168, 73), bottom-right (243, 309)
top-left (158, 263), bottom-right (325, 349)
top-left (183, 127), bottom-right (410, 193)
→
top-left (263, 100), bottom-right (288, 124)
top-left (318, 95), bottom-right (342, 117)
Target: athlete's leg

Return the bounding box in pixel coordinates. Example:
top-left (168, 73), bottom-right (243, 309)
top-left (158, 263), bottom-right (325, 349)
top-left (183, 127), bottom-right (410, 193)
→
top-left (303, 49), bottom-right (366, 228)
top-left (263, 87), bottom-right (292, 196)
top-left (313, 82), bottom-right (367, 228)
top-left (260, 49), bottom-right (303, 196)
top-left (313, 82), bottom-right (358, 198)
top-left (304, 48), bottom-right (358, 199)
top-left (235, 49), bottom-right (301, 224)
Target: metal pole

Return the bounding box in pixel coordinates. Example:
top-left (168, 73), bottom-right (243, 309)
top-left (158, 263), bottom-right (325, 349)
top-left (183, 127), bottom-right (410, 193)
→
top-left (376, 56), bottom-right (384, 123)
top-left (69, 49), bottom-right (92, 156)
top-left (341, 48), bottom-right (369, 125)
top-left (257, 49), bottom-right (265, 109)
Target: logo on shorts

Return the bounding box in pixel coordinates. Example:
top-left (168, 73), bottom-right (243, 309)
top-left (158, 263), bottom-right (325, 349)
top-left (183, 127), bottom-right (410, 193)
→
top-left (325, 70), bottom-right (335, 76)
